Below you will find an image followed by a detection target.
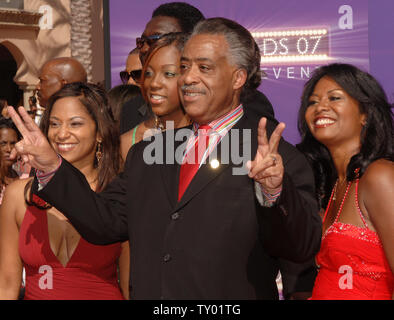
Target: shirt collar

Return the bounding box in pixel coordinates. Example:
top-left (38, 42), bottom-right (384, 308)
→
top-left (192, 104), bottom-right (244, 135)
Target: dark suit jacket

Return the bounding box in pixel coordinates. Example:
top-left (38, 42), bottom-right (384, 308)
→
top-left (35, 113), bottom-right (321, 299)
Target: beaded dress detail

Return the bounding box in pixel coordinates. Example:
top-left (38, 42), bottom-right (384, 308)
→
top-left (310, 179), bottom-right (393, 300)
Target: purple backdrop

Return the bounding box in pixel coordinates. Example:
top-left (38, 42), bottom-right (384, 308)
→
top-left (109, 0), bottom-right (393, 144)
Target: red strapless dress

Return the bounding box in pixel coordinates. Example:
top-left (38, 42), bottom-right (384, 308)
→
top-left (310, 179), bottom-right (393, 300)
top-left (19, 205), bottom-right (125, 300)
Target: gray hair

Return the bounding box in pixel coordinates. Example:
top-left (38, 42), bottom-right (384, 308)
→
top-left (191, 17), bottom-right (262, 100)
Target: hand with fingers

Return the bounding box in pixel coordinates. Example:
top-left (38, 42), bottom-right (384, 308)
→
top-left (7, 106), bottom-right (60, 173)
top-left (246, 117), bottom-right (286, 195)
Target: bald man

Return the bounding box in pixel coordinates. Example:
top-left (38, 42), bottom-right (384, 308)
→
top-left (36, 57), bottom-right (87, 107)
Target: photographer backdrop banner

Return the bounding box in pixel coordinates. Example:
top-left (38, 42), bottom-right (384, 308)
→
top-left (109, 0), bottom-right (371, 144)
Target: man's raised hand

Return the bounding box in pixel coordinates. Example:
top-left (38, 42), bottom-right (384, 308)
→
top-left (8, 106), bottom-right (59, 173)
top-left (246, 117), bottom-right (285, 194)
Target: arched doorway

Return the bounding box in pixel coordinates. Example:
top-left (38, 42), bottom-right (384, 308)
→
top-left (0, 43), bottom-right (23, 107)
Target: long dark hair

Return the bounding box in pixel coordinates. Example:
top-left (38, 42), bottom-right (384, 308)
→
top-left (108, 84), bottom-right (140, 123)
top-left (25, 82), bottom-right (121, 208)
top-left (297, 63), bottom-right (394, 209)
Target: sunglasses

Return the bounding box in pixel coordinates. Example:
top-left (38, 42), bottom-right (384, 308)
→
top-left (136, 33), bottom-right (168, 49)
top-left (120, 69), bottom-right (142, 84)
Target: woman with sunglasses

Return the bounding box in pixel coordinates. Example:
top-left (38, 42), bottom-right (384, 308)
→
top-left (0, 83), bottom-right (130, 300)
top-left (120, 32), bottom-right (191, 160)
top-left (119, 48), bottom-right (142, 86)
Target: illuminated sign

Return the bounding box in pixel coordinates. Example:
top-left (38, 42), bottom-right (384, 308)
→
top-left (252, 28), bottom-right (330, 64)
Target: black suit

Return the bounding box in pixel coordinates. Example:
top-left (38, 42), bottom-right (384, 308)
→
top-left (35, 113), bottom-right (321, 299)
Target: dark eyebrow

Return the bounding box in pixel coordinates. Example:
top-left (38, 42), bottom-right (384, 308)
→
top-left (180, 56), bottom-right (190, 63)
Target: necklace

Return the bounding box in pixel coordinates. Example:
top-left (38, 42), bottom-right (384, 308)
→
top-left (332, 178), bottom-right (347, 201)
top-left (154, 116), bottom-right (165, 131)
top-left (323, 179), bottom-right (352, 224)
top-left (154, 115), bottom-right (192, 131)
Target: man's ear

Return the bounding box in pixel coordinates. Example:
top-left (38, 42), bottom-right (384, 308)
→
top-left (233, 68), bottom-right (247, 91)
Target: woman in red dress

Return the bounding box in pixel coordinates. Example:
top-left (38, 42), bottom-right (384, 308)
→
top-left (0, 83), bottom-right (129, 299)
top-left (297, 63), bottom-right (393, 299)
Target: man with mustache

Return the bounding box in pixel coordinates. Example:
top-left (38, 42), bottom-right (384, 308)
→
top-left (9, 18), bottom-right (321, 300)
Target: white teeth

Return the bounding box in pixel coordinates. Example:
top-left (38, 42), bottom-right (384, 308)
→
top-left (151, 95), bottom-right (164, 100)
top-left (57, 143), bottom-right (75, 151)
top-left (315, 118), bottom-right (334, 125)
top-left (185, 92), bottom-right (203, 96)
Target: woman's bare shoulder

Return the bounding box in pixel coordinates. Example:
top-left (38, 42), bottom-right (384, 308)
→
top-left (359, 159), bottom-right (394, 220)
top-left (3, 177), bottom-right (33, 200)
top-left (1, 178), bottom-right (32, 227)
top-left (361, 159), bottom-right (393, 189)
top-left (120, 129), bottom-right (134, 141)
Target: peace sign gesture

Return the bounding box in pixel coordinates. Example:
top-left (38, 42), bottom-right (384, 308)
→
top-left (8, 106), bottom-right (60, 173)
top-left (247, 117), bottom-right (285, 194)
